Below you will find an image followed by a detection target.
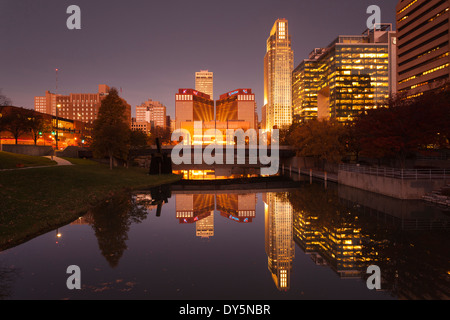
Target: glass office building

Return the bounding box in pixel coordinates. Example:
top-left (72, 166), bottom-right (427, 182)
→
top-left (293, 25), bottom-right (396, 123)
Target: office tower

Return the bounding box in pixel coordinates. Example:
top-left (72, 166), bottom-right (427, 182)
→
top-left (263, 19), bottom-right (294, 131)
top-left (292, 25), bottom-right (396, 123)
top-left (216, 89), bottom-right (257, 129)
top-left (34, 91), bottom-right (60, 116)
top-left (396, 0), bottom-right (450, 98)
top-left (292, 49), bottom-right (325, 123)
top-left (195, 70), bottom-right (214, 99)
top-left (34, 84), bottom-right (131, 125)
top-left (264, 192), bottom-right (294, 291)
top-left (136, 99), bottom-right (167, 129)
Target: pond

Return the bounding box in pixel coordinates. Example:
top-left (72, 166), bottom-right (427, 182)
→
top-left (0, 178), bottom-right (449, 300)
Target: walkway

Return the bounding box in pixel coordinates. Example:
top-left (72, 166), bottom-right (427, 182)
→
top-left (0, 156), bottom-right (73, 172)
top-left (43, 156), bottom-right (73, 166)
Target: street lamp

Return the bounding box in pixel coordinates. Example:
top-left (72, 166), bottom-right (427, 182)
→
top-left (56, 229), bottom-right (62, 244)
top-left (56, 104), bottom-right (61, 150)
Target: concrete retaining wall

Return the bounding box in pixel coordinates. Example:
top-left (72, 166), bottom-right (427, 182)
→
top-left (338, 170), bottom-right (449, 200)
top-left (1, 144), bottom-right (54, 157)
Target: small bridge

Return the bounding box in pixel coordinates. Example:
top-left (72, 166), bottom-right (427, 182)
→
top-left (130, 145), bottom-right (297, 175)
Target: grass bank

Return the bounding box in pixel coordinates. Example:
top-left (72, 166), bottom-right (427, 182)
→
top-left (0, 151), bottom-right (57, 169)
top-left (0, 157), bottom-right (182, 250)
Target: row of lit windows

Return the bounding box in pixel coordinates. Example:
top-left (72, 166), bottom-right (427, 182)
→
top-left (238, 95), bottom-right (255, 101)
top-left (337, 59), bottom-right (388, 64)
top-left (399, 19), bottom-right (449, 50)
top-left (399, 62), bottom-right (450, 84)
top-left (399, 42), bottom-right (448, 66)
top-left (337, 47), bottom-right (387, 53)
top-left (398, 1), bottom-right (448, 31)
top-left (176, 94), bottom-right (193, 101)
top-left (397, 0), bottom-right (418, 15)
top-left (399, 52), bottom-right (449, 75)
top-left (399, 8), bottom-right (449, 42)
top-left (339, 65), bottom-right (388, 70)
top-left (335, 82), bottom-right (389, 87)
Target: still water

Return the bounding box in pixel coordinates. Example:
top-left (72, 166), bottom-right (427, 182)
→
top-left (1, 179), bottom-right (449, 300)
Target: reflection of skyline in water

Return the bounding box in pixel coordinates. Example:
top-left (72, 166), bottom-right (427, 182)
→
top-left (264, 192), bottom-right (294, 291)
top-left (136, 186), bottom-right (448, 298)
top-left (13, 182), bottom-right (448, 299)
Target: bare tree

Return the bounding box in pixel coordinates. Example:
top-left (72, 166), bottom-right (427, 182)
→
top-left (0, 89), bottom-right (12, 106)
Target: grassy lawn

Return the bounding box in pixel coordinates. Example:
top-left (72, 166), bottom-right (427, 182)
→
top-left (0, 151), bottom-right (57, 169)
top-left (0, 157), bottom-right (182, 250)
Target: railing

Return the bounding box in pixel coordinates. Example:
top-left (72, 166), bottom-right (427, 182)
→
top-left (339, 164), bottom-right (449, 180)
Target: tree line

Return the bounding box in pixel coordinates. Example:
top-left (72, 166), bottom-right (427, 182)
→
top-left (0, 92), bottom-right (50, 145)
top-left (283, 85), bottom-right (450, 168)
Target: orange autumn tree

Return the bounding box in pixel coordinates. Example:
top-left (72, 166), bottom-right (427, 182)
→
top-left (351, 85), bottom-right (450, 168)
top-left (287, 119), bottom-right (348, 168)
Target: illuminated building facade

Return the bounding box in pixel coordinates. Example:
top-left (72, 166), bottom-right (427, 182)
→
top-left (34, 91), bottom-right (60, 117)
top-left (263, 19), bottom-right (294, 130)
top-left (292, 49), bottom-right (325, 123)
top-left (175, 88), bottom-right (257, 145)
top-left (34, 84), bottom-right (132, 125)
top-left (195, 70), bottom-right (214, 99)
top-left (0, 106), bottom-right (92, 148)
top-left (216, 193), bottom-right (256, 223)
top-left (175, 89), bottom-right (214, 132)
top-left (175, 193), bottom-right (215, 224)
top-left (292, 25), bottom-right (396, 123)
top-left (216, 89), bottom-right (257, 130)
top-left (396, 0), bottom-right (450, 98)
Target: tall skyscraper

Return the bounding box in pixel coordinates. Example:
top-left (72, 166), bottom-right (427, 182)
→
top-left (396, 0), bottom-right (450, 98)
top-left (263, 19), bottom-right (294, 131)
top-left (195, 70), bottom-right (214, 100)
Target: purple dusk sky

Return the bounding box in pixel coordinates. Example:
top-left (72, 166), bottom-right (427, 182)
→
top-left (0, 0), bottom-right (397, 118)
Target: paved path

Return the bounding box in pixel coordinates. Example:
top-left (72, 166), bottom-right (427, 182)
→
top-left (0, 156), bottom-right (73, 172)
top-left (43, 156), bottom-right (73, 166)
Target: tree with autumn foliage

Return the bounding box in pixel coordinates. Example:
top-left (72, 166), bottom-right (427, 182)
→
top-left (91, 88), bottom-right (131, 170)
top-left (287, 119), bottom-right (348, 167)
top-left (351, 85), bottom-right (450, 168)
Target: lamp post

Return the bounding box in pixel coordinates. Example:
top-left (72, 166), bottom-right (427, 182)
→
top-left (56, 104), bottom-right (61, 150)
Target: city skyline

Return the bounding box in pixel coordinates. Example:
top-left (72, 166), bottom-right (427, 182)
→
top-left (0, 0), bottom-right (397, 119)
